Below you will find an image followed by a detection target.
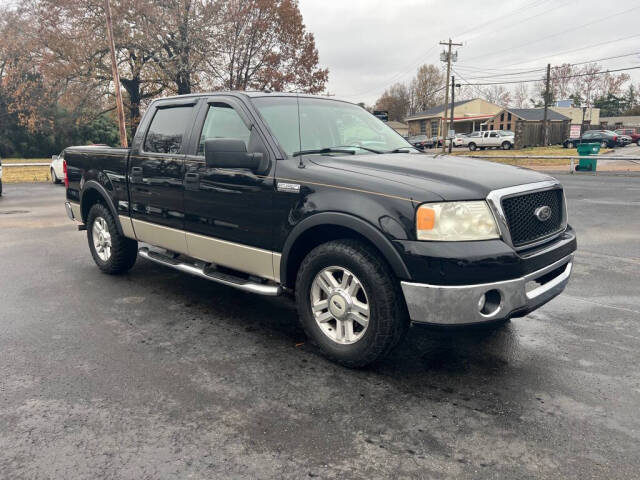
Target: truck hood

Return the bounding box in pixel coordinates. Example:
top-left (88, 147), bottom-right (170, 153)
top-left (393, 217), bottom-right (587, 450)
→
top-left (309, 153), bottom-right (553, 201)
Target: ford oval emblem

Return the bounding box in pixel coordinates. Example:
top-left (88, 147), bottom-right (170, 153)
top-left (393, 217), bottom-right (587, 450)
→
top-left (534, 205), bottom-right (552, 222)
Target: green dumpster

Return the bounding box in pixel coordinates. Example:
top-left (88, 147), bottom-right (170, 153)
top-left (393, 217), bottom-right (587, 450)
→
top-left (575, 143), bottom-right (600, 171)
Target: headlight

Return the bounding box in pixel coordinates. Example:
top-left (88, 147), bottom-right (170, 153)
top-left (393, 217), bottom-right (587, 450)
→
top-left (416, 201), bottom-right (499, 241)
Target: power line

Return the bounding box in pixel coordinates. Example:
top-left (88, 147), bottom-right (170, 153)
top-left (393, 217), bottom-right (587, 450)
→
top-left (456, 50), bottom-right (640, 78)
top-left (463, 5), bottom-right (638, 64)
top-left (488, 32), bottom-right (640, 70)
top-left (458, 65), bottom-right (640, 87)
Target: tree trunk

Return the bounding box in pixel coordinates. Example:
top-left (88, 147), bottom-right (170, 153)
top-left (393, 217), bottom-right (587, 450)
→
top-left (120, 77), bottom-right (141, 139)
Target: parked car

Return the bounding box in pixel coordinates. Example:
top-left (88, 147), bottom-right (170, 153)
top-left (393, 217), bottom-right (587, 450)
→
top-left (614, 128), bottom-right (640, 146)
top-left (50, 151), bottom-right (65, 184)
top-left (408, 135), bottom-right (434, 150)
top-left (563, 130), bottom-right (618, 148)
top-left (467, 130), bottom-right (514, 151)
top-left (452, 133), bottom-right (468, 147)
top-left (617, 134), bottom-right (632, 146)
top-left (63, 91), bottom-right (576, 367)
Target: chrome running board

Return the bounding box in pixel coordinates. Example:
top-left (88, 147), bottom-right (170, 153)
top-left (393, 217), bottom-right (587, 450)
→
top-left (138, 247), bottom-right (281, 296)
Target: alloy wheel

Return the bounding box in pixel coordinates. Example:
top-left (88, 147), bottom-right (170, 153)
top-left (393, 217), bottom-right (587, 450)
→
top-left (92, 216), bottom-right (112, 262)
top-left (310, 266), bottom-right (370, 345)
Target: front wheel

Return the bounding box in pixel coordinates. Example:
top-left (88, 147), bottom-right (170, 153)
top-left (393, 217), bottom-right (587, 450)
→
top-left (295, 239), bottom-right (408, 367)
top-left (601, 141), bottom-right (607, 148)
top-left (87, 203), bottom-right (138, 274)
top-left (51, 169), bottom-right (61, 184)
top-left (468, 142), bottom-right (477, 151)
top-left (501, 141), bottom-right (512, 150)
top-left (637, 139), bottom-right (640, 147)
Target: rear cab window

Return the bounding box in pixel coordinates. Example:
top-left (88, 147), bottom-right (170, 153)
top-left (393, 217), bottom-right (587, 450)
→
top-left (143, 106), bottom-right (194, 154)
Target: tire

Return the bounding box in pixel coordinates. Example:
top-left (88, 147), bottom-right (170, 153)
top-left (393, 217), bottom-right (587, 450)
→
top-left (501, 141), bottom-right (512, 150)
top-left (295, 239), bottom-right (409, 368)
top-left (637, 139), bottom-right (640, 147)
top-left (86, 203), bottom-right (138, 274)
top-left (567, 141), bottom-right (574, 148)
top-left (600, 141), bottom-right (607, 148)
top-left (468, 142), bottom-right (477, 151)
top-left (50, 168), bottom-right (61, 184)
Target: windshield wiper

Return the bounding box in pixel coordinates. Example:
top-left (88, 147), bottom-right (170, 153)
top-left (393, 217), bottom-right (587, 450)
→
top-left (335, 145), bottom-right (384, 154)
top-left (386, 147), bottom-right (416, 153)
top-left (292, 148), bottom-right (357, 157)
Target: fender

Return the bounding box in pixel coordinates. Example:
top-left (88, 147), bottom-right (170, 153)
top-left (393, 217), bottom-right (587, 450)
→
top-left (280, 212), bottom-right (412, 287)
top-left (80, 180), bottom-right (124, 235)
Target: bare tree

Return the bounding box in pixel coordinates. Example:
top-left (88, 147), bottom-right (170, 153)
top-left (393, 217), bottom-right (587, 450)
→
top-left (512, 83), bottom-right (529, 108)
top-left (550, 63), bottom-right (574, 100)
top-left (409, 64), bottom-right (445, 113)
top-left (482, 85), bottom-right (511, 107)
top-left (571, 63), bottom-right (601, 107)
top-left (374, 83), bottom-right (410, 121)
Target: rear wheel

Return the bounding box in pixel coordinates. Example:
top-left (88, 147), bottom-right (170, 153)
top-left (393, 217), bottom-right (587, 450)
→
top-left (468, 142), bottom-right (477, 151)
top-left (601, 141), bottom-right (607, 148)
top-left (637, 139), bottom-right (640, 147)
top-left (501, 141), bottom-right (512, 150)
top-left (87, 203), bottom-right (138, 274)
top-left (295, 239), bottom-right (408, 367)
top-left (50, 169), bottom-right (61, 184)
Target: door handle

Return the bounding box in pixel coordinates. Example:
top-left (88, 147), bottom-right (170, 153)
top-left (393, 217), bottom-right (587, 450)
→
top-left (185, 172), bottom-right (200, 191)
top-left (130, 166), bottom-right (143, 183)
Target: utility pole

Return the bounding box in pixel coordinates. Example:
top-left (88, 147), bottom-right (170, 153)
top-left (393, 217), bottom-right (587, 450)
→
top-left (440, 39), bottom-right (462, 152)
top-left (448, 76), bottom-right (459, 154)
top-left (542, 63), bottom-right (551, 146)
top-left (104, 0), bottom-right (128, 148)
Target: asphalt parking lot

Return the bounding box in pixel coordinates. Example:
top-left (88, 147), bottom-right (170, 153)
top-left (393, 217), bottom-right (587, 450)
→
top-left (1, 175), bottom-right (639, 479)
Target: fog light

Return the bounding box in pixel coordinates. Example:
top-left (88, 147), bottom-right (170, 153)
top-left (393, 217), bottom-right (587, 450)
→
top-left (479, 289), bottom-right (502, 317)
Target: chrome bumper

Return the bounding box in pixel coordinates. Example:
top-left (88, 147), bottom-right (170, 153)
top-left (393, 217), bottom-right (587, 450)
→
top-left (64, 201), bottom-right (75, 221)
top-left (401, 254), bottom-right (573, 325)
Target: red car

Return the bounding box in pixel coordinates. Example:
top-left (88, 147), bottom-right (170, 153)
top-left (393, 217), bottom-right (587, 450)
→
top-left (615, 128), bottom-right (640, 146)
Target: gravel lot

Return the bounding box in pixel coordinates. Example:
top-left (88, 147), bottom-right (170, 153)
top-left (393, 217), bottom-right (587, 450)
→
top-left (1, 176), bottom-right (639, 479)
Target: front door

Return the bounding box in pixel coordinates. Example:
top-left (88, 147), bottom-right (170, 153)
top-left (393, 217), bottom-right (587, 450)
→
top-left (128, 102), bottom-right (197, 253)
top-left (183, 97), bottom-right (277, 280)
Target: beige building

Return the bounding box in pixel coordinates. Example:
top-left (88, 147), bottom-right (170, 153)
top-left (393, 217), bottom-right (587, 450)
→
top-left (406, 98), bottom-right (502, 137)
top-left (549, 106), bottom-right (599, 127)
top-left (386, 120), bottom-right (409, 137)
top-left (600, 116), bottom-right (640, 128)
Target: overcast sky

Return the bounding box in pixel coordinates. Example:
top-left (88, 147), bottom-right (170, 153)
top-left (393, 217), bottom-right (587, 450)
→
top-left (299, 0), bottom-right (640, 105)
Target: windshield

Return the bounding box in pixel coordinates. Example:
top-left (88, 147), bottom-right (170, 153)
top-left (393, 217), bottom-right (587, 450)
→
top-left (252, 96), bottom-right (414, 156)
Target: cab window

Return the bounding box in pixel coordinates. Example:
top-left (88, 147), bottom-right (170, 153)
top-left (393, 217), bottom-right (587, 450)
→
top-left (198, 103), bottom-right (251, 155)
top-left (144, 106), bottom-right (193, 154)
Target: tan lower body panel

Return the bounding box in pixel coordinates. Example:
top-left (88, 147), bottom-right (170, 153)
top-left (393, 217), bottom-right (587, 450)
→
top-left (131, 219), bottom-right (189, 254)
top-left (119, 216), bottom-right (136, 239)
top-left (129, 218), bottom-right (279, 282)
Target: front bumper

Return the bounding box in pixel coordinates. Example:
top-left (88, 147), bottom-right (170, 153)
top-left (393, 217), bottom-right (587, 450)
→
top-left (401, 254), bottom-right (573, 325)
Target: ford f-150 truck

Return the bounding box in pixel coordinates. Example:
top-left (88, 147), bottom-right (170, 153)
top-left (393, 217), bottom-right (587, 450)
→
top-left (63, 92), bottom-right (576, 367)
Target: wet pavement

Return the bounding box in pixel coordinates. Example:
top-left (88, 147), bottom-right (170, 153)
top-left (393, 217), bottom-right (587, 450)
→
top-left (1, 177), bottom-right (639, 479)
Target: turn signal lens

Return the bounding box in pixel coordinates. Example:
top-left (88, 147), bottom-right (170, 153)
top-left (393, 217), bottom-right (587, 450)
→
top-left (416, 201), bottom-right (500, 241)
top-left (416, 207), bottom-right (435, 230)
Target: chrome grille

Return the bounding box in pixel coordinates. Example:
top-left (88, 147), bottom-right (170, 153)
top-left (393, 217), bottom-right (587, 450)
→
top-left (501, 188), bottom-right (564, 247)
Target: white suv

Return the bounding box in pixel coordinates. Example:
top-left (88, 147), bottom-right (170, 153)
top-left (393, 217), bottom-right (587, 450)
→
top-left (467, 130), bottom-right (514, 151)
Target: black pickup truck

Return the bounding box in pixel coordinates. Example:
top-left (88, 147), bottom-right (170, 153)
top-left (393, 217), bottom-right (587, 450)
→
top-left (63, 92), bottom-right (576, 367)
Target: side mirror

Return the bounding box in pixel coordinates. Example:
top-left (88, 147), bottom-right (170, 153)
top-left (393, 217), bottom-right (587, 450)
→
top-left (204, 138), bottom-right (263, 171)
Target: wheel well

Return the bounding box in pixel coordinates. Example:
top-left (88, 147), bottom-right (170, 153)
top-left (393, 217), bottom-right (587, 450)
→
top-left (284, 224), bottom-right (390, 289)
top-left (80, 188), bottom-right (105, 223)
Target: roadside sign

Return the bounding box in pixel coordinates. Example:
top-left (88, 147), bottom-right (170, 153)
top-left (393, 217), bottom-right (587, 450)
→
top-left (570, 124), bottom-right (581, 139)
top-left (447, 129), bottom-right (455, 139)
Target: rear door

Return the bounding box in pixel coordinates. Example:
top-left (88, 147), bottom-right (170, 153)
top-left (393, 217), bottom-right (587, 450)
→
top-left (128, 99), bottom-right (198, 253)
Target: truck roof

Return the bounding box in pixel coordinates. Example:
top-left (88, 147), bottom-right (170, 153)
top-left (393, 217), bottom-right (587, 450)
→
top-left (153, 91), bottom-right (351, 104)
